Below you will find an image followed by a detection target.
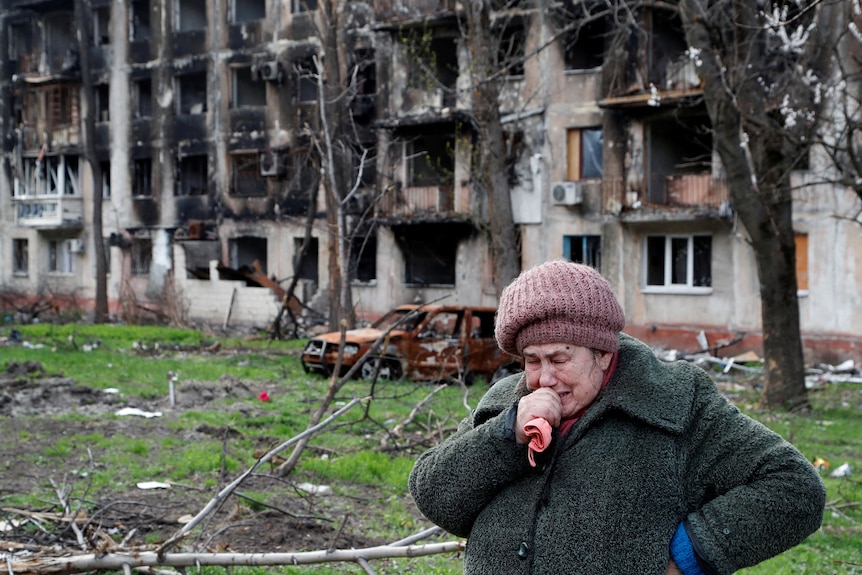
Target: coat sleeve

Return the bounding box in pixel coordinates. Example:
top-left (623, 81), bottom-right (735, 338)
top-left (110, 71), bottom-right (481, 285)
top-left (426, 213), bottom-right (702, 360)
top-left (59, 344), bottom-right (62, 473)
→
top-left (681, 374), bottom-right (826, 574)
top-left (408, 376), bottom-right (535, 537)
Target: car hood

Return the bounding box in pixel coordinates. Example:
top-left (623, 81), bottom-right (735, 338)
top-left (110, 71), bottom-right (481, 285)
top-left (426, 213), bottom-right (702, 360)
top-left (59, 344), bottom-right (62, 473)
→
top-left (313, 327), bottom-right (406, 344)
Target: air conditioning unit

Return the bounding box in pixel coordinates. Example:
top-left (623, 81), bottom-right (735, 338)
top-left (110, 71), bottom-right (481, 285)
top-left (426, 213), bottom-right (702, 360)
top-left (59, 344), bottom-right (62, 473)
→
top-left (69, 239), bottom-right (85, 253)
top-left (260, 150), bottom-right (286, 177)
top-left (256, 60), bottom-right (282, 82)
top-left (550, 181), bottom-right (583, 206)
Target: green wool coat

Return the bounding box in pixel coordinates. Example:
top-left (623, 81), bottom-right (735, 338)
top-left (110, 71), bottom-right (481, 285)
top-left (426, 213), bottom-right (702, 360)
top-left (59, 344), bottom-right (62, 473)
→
top-left (409, 334), bottom-right (825, 575)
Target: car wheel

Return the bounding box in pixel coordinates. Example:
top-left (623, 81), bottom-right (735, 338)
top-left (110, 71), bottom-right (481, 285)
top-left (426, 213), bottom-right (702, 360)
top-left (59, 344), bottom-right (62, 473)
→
top-left (360, 357), bottom-right (403, 381)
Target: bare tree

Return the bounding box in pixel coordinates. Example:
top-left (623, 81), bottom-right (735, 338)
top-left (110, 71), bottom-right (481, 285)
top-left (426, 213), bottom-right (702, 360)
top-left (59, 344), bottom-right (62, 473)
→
top-left (677, 0), bottom-right (836, 409)
top-left (73, 0), bottom-right (109, 322)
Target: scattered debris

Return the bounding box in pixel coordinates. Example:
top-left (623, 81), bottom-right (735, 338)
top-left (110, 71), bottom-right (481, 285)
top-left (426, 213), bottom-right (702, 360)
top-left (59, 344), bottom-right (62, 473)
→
top-left (830, 463), bottom-right (852, 478)
top-left (115, 407), bottom-right (163, 419)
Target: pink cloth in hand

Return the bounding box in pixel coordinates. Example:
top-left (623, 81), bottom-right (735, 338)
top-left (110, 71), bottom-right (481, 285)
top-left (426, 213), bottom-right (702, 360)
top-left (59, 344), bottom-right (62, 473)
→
top-left (524, 417), bottom-right (553, 467)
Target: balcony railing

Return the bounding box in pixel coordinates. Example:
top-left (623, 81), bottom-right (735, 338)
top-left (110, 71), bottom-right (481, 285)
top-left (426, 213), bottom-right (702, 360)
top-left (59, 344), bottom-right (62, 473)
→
top-left (380, 184), bottom-right (456, 216)
top-left (602, 174), bottom-right (730, 215)
top-left (13, 195), bottom-right (83, 228)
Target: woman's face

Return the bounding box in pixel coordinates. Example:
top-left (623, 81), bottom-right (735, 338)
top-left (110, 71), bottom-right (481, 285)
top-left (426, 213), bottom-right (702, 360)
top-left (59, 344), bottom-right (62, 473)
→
top-left (522, 342), bottom-right (613, 419)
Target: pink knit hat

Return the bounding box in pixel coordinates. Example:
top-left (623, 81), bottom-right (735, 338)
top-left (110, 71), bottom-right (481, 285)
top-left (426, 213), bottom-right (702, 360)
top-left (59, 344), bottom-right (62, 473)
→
top-left (495, 260), bottom-right (625, 356)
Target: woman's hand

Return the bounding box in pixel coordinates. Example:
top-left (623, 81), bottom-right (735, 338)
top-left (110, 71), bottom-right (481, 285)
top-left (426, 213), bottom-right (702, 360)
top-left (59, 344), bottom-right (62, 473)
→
top-left (665, 559), bottom-right (683, 575)
top-left (514, 388), bottom-right (561, 444)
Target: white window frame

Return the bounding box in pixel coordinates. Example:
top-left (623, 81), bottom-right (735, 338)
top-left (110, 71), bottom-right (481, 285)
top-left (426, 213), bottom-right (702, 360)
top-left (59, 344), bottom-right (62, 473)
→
top-left (48, 239), bottom-right (76, 274)
top-left (641, 234), bottom-right (712, 294)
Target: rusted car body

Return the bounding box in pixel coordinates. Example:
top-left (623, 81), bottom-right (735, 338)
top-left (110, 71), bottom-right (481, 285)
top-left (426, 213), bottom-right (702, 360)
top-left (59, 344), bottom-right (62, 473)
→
top-left (300, 304), bottom-right (519, 383)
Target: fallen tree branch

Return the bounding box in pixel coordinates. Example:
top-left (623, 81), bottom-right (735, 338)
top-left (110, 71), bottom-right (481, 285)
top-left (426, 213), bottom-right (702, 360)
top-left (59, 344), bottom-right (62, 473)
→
top-left (8, 540), bottom-right (465, 575)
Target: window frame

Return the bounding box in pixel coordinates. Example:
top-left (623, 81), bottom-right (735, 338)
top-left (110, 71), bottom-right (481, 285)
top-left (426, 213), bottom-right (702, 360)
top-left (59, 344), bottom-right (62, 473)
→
top-left (13, 238), bottom-right (29, 276)
top-left (642, 234), bottom-right (712, 294)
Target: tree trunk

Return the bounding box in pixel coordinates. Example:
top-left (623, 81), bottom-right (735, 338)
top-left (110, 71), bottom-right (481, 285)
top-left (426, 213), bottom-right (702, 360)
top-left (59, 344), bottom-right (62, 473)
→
top-left (73, 0), bottom-right (109, 322)
top-left (465, 0), bottom-right (521, 294)
top-left (680, 0), bottom-right (809, 410)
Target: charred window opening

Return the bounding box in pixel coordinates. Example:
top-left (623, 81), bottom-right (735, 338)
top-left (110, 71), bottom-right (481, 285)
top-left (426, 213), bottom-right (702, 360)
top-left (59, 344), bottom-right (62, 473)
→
top-left (177, 72), bottom-right (207, 114)
top-left (231, 236), bottom-right (268, 275)
top-left (553, 1), bottom-right (608, 71)
top-left (47, 83), bottom-right (80, 128)
top-left (100, 161), bottom-right (110, 198)
top-left (93, 6), bottom-right (111, 45)
top-left (48, 239), bottom-right (76, 274)
top-left (95, 84), bottom-right (109, 122)
top-left (349, 226), bottom-right (377, 283)
top-left (292, 0), bottom-right (318, 14)
top-left (9, 22), bottom-right (32, 69)
top-left (648, 9), bottom-right (690, 90)
top-left (44, 13), bottom-right (74, 71)
top-left (296, 57), bottom-right (318, 103)
top-left (566, 127), bottom-right (603, 180)
top-left (176, 155), bottom-right (208, 196)
top-left (646, 112), bottom-right (712, 204)
top-left (131, 237), bottom-right (152, 276)
top-left (395, 224), bottom-right (468, 286)
top-left (293, 237), bottom-right (319, 282)
top-left (134, 78), bottom-right (152, 118)
top-left (131, 0), bottom-right (150, 41)
top-left (402, 30), bottom-right (458, 92)
top-left (564, 235), bottom-right (602, 270)
top-left (352, 49), bottom-right (376, 96)
top-left (645, 235), bottom-right (712, 290)
top-left (233, 66), bottom-right (266, 108)
top-left (405, 132), bottom-right (455, 188)
top-left (13, 239), bottom-right (29, 276)
top-left (497, 22), bottom-right (525, 76)
top-left (233, 0), bottom-right (265, 22)
top-left (133, 158), bottom-right (152, 197)
top-left (230, 153), bottom-right (266, 196)
top-left (177, 0), bottom-right (207, 32)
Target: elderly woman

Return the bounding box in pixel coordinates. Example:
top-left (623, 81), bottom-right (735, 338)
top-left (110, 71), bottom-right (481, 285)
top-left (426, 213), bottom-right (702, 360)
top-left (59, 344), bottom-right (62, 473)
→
top-left (409, 260), bottom-right (825, 575)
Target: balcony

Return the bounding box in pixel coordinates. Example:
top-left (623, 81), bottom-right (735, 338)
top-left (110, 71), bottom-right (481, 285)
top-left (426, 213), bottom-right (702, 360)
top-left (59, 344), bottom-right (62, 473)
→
top-left (380, 184), bottom-right (458, 217)
top-left (13, 195), bottom-right (83, 229)
top-left (603, 174), bottom-right (732, 221)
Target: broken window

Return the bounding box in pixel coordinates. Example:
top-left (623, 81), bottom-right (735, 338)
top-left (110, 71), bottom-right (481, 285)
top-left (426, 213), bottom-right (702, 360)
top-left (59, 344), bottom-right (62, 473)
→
top-left (44, 13), bottom-right (73, 71)
top-left (133, 158), bottom-right (152, 196)
top-left (406, 132), bottom-right (455, 187)
top-left (566, 127), bottom-right (602, 181)
top-left (177, 0), bottom-right (207, 31)
top-left (48, 239), bottom-right (76, 274)
top-left (233, 67), bottom-right (266, 108)
top-left (93, 6), bottom-right (111, 45)
top-left (8, 22), bottom-right (31, 65)
top-left (20, 155), bottom-right (80, 196)
top-left (560, 4), bottom-right (606, 70)
top-left (497, 23), bottom-right (525, 76)
top-left (177, 72), bottom-right (207, 114)
top-left (100, 162), bottom-right (110, 198)
top-left (233, 0), bottom-right (265, 21)
top-left (131, 237), bottom-right (152, 276)
top-left (231, 237), bottom-right (268, 275)
top-left (95, 84), bottom-right (109, 122)
top-left (176, 155), bottom-right (208, 196)
top-left (292, 0), bottom-right (318, 13)
top-left (134, 78), bottom-right (152, 118)
top-left (13, 239), bottom-right (28, 276)
top-left (402, 31), bottom-right (458, 91)
top-left (795, 233), bottom-right (808, 293)
top-left (296, 57), bottom-right (318, 103)
top-left (395, 224), bottom-right (461, 286)
top-left (293, 237), bottom-right (319, 282)
top-left (644, 235), bottom-right (712, 290)
top-left (131, 0), bottom-right (150, 41)
top-left (646, 113), bottom-right (712, 204)
top-left (230, 153), bottom-right (266, 196)
top-left (349, 228), bottom-right (376, 283)
top-left (564, 235), bottom-right (602, 270)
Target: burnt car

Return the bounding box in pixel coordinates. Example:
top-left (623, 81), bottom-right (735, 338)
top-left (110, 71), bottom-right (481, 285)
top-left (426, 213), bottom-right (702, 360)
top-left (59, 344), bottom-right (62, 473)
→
top-left (300, 304), bottom-right (520, 383)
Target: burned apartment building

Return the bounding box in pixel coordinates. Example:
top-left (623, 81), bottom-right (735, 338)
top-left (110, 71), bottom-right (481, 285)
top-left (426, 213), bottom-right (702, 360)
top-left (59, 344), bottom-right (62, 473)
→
top-left (0, 0), bottom-right (860, 361)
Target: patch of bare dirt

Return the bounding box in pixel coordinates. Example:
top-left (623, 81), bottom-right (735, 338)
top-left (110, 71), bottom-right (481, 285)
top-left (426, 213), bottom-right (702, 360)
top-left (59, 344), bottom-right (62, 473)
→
top-left (0, 361), bottom-right (423, 559)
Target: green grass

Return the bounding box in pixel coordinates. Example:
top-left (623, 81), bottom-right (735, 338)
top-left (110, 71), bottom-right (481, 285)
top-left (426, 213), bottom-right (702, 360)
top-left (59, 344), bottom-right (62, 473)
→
top-left (2, 323), bottom-right (860, 574)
